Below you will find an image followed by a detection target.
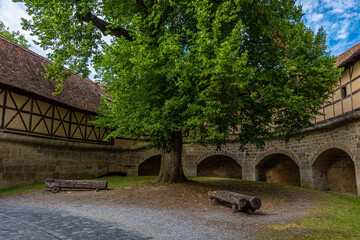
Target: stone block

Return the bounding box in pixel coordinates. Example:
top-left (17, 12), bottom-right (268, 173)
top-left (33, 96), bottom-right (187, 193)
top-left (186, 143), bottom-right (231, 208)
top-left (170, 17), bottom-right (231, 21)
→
top-left (87, 152), bottom-right (94, 160)
top-left (43, 150), bottom-right (51, 157)
top-left (5, 166), bottom-right (23, 173)
top-left (47, 165), bottom-right (56, 172)
top-left (64, 152), bottom-right (71, 159)
top-left (39, 165), bottom-right (47, 172)
top-left (51, 151), bottom-right (59, 159)
top-left (23, 165), bottom-right (33, 172)
top-left (52, 172), bottom-right (60, 179)
top-left (14, 173), bottom-right (25, 181)
top-left (3, 173), bottom-right (14, 181)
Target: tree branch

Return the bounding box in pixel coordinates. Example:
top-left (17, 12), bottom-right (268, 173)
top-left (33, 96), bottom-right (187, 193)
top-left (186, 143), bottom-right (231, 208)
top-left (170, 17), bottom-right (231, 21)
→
top-left (135, 0), bottom-right (147, 12)
top-left (149, 0), bottom-right (158, 8)
top-left (77, 12), bottom-right (134, 41)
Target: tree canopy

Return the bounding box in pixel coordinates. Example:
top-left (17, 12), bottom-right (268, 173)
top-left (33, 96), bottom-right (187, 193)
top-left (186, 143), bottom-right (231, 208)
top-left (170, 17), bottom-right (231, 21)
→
top-left (17, 0), bottom-right (341, 182)
top-left (0, 20), bottom-right (29, 48)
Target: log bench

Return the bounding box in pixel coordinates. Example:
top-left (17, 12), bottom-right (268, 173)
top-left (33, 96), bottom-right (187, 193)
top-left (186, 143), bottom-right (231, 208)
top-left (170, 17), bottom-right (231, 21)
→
top-left (208, 190), bottom-right (261, 213)
top-left (45, 179), bottom-right (108, 193)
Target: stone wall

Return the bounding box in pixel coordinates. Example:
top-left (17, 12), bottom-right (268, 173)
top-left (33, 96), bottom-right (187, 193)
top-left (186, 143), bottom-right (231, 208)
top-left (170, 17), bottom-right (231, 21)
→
top-left (1, 116), bottom-right (360, 196)
top-left (0, 133), bottom-right (155, 188)
top-left (181, 119), bottom-right (360, 195)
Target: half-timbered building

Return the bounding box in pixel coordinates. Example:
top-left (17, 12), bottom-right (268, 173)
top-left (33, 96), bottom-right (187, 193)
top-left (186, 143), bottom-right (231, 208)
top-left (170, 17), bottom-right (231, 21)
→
top-left (0, 35), bottom-right (111, 144)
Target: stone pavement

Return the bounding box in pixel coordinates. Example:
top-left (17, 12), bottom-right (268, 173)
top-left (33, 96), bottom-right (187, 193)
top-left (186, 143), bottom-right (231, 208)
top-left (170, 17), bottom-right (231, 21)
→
top-left (0, 203), bottom-right (152, 240)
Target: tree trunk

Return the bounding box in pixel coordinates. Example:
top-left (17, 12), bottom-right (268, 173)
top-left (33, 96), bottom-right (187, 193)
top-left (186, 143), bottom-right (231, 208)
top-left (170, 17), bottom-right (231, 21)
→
top-left (155, 131), bottom-right (187, 183)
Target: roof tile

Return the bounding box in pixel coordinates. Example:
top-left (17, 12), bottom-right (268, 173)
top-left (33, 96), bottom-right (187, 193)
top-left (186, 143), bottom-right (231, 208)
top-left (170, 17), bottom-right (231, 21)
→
top-left (0, 35), bottom-right (103, 112)
top-left (336, 42), bottom-right (360, 68)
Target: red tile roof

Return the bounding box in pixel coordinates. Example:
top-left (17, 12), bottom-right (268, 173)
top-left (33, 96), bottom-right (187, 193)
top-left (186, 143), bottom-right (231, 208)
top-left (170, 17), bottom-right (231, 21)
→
top-left (336, 42), bottom-right (360, 68)
top-left (0, 35), bottom-right (104, 112)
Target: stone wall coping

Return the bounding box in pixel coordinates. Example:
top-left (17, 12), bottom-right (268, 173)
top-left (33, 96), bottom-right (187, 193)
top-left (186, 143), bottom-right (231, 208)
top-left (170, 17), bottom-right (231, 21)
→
top-left (305, 109), bottom-right (360, 132)
top-left (0, 131), bottom-right (148, 152)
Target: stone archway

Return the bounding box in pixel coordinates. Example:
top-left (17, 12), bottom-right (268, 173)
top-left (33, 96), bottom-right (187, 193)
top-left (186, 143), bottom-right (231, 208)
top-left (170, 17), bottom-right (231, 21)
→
top-left (256, 153), bottom-right (300, 186)
top-left (197, 155), bottom-right (242, 179)
top-left (138, 155), bottom-right (161, 176)
top-left (312, 148), bottom-right (357, 194)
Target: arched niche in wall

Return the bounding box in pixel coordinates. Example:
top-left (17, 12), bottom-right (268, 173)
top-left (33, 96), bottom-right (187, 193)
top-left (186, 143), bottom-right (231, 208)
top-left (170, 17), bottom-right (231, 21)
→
top-left (138, 155), bottom-right (161, 176)
top-left (256, 153), bottom-right (300, 186)
top-left (197, 155), bottom-right (242, 179)
top-left (312, 148), bottom-right (357, 194)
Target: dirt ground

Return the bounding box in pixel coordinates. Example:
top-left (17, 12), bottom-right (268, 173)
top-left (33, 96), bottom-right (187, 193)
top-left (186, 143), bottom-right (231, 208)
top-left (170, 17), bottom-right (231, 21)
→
top-left (0, 179), bottom-right (323, 239)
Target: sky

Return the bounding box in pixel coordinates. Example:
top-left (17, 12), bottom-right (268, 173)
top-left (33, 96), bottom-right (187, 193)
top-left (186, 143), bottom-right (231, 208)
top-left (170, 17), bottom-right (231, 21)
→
top-left (297, 0), bottom-right (360, 56)
top-left (0, 0), bottom-right (360, 79)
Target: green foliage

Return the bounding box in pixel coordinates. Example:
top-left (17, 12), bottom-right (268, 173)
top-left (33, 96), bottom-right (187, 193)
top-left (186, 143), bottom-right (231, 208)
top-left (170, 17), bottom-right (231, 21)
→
top-left (0, 20), bottom-right (30, 48)
top-left (17, 0), bottom-right (103, 92)
top-left (18, 0), bottom-right (342, 150)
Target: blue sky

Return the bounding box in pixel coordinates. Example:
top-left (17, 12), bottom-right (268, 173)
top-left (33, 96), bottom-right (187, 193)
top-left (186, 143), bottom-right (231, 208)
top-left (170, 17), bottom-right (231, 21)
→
top-left (0, 0), bottom-right (359, 77)
top-left (297, 0), bottom-right (360, 56)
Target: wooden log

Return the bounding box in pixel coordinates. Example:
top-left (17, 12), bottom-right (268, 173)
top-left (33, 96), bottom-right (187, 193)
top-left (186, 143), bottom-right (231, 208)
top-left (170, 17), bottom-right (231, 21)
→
top-left (227, 191), bottom-right (262, 210)
top-left (45, 179), bottom-right (108, 193)
top-left (231, 204), bottom-right (239, 214)
top-left (208, 190), bottom-right (261, 213)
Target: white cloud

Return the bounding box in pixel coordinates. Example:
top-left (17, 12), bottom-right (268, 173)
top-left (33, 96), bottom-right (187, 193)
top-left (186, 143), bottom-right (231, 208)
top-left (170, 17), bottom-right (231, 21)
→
top-left (308, 13), bottom-right (324, 22)
top-left (0, 0), bottom-right (27, 30)
top-left (335, 21), bottom-right (350, 40)
top-left (297, 0), bottom-right (360, 55)
top-left (298, 0), bottom-right (319, 13)
top-left (0, 0), bottom-right (50, 57)
top-left (330, 23), bottom-right (338, 30)
top-left (323, 0), bottom-right (357, 11)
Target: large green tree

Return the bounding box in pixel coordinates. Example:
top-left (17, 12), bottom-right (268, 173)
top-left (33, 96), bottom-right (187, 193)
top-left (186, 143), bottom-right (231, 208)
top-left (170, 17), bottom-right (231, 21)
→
top-left (0, 20), bottom-right (29, 48)
top-left (17, 0), bottom-right (341, 183)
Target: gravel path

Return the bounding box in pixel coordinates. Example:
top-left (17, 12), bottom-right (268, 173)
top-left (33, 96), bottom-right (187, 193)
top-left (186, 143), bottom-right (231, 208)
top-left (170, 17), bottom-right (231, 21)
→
top-left (0, 201), bottom-right (252, 240)
top-left (0, 202), bottom-right (150, 240)
top-left (0, 185), bottom-right (315, 240)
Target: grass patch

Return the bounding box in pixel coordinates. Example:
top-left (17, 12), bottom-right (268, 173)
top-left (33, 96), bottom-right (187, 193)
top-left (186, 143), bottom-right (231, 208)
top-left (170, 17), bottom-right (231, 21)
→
top-left (94, 176), bottom-right (156, 188)
top-left (0, 182), bottom-right (44, 197)
top-left (296, 192), bottom-right (360, 239)
top-left (0, 176), bottom-right (156, 197)
top-left (264, 190), bottom-right (360, 240)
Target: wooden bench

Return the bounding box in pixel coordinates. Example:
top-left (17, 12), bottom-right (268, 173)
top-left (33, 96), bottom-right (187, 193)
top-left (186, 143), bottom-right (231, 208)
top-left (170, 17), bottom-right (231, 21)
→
top-left (45, 179), bottom-right (108, 193)
top-left (208, 190), bottom-right (261, 213)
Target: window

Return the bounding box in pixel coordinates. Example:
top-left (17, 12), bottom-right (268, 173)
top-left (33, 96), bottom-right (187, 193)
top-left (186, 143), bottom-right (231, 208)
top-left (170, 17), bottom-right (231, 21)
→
top-left (341, 86), bottom-right (347, 99)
